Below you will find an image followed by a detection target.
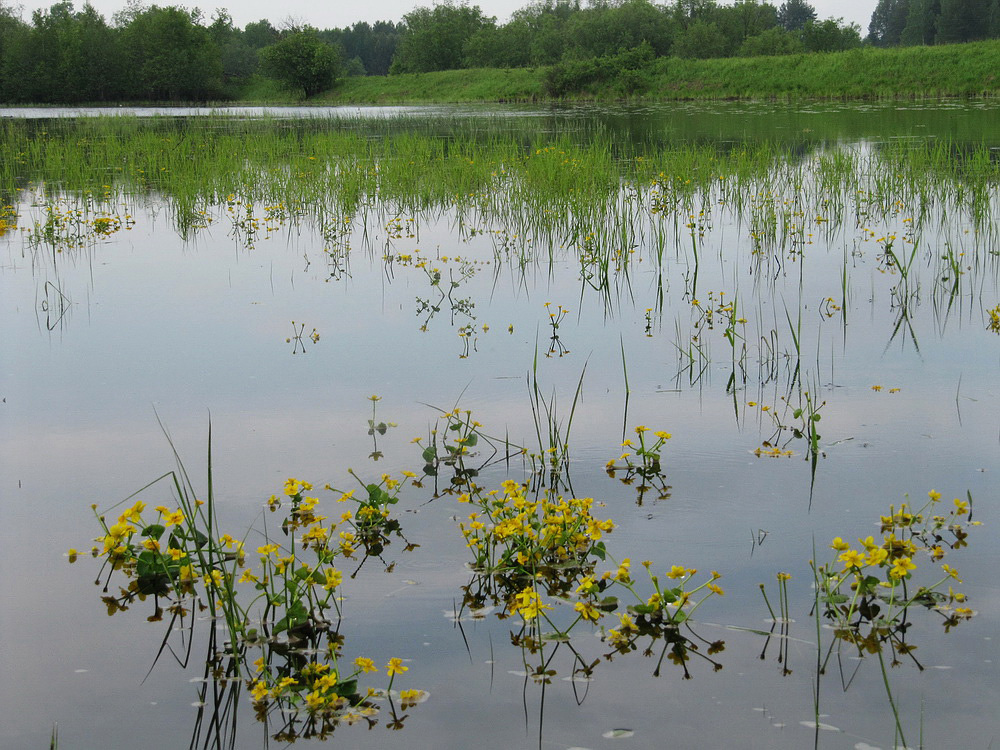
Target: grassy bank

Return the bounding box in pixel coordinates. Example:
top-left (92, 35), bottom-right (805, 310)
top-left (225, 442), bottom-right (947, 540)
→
top-left (317, 40), bottom-right (1000, 104)
top-left (647, 40), bottom-right (1000, 99)
top-left (326, 67), bottom-right (543, 103)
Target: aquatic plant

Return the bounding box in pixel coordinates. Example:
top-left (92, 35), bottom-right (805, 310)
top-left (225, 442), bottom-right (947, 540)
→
top-left (605, 426), bottom-right (673, 505)
top-left (81, 430), bottom-right (424, 741)
top-left (811, 490), bottom-right (979, 746)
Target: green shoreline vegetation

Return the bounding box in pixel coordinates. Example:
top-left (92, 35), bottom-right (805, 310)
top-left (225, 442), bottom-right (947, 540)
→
top-left (321, 40), bottom-right (1000, 102)
top-left (2, 1), bottom-right (1000, 107)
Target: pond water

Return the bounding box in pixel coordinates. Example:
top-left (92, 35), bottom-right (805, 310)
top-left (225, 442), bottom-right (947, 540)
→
top-left (1, 101), bottom-right (998, 750)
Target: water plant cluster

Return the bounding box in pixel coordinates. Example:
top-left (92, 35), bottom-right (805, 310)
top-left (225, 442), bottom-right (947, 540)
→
top-left (77, 399), bottom-right (982, 748)
top-left (81, 439), bottom-right (424, 741)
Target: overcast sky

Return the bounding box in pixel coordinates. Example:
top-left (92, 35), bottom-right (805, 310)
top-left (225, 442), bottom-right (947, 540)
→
top-left (15, 1), bottom-right (876, 34)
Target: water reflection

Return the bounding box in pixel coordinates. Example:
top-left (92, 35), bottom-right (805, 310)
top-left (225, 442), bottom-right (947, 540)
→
top-left (4, 106), bottom-right (998, 748)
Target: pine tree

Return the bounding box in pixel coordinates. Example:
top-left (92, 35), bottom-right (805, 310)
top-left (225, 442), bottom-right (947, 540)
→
top-left (868, 0), bottom-right (910, 45)
top-left (990, 0), bottom-right (1000, 37)
top-left (777, 0), bottom-right (816, 31)
top-left (936, 0), bottom-right (990, 42)
top-left (900, 0), bottom-right (940, 44)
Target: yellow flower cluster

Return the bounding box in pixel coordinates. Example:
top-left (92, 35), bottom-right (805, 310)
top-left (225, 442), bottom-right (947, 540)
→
top-left (458, 480), bottom-right (613, 573)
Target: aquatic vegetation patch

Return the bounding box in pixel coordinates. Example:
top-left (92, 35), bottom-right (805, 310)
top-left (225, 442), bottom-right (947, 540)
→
top-left (605, 426), bottom-right (673, 505)
top-left (79, 435), bottom-right (424, 740)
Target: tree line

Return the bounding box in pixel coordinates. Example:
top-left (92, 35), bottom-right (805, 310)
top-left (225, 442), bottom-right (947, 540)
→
top-left (868, 0), bottom-right (1000, 46)
top-left (1, 0), bottom-right (998, 103)
top-left (0, 1), bottom-right (403, 102)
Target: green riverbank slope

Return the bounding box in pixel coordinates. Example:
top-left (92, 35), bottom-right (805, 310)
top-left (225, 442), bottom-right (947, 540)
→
top-left (317, 40), bottom-right (1000, 103)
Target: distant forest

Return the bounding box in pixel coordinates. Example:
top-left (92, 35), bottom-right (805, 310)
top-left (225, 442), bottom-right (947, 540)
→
top-left (1, 0), bottom-right (999, 102)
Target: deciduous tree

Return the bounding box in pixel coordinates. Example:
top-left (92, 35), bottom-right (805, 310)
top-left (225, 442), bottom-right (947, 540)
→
top-left (260, 29), bottom-right (339, 97)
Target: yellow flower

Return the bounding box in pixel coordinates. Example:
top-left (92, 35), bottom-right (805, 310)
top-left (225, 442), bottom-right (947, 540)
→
top-left (953, 497), bottom-right (969, 515)
top-left (305, 690), bottom-right (327, 711)
top-left (315, 673), bottom-right (339, 690)
top-left (203, 569), bottom-right (224, 587)
top-left (163, 509), bottom-right (185, 527)
top-left (666, 564), bottom-right (688, 579)
top-left (889, 556), bottom-right (916, 579)
top-left (121, 501), bottom-right (146, 523)
top-left (614, 558), bottom-right (632, 582)
top-left (511, 586), bottom-right (551, 620)
top-left (838, 549), bottom-right (865, 569)
top-left (399, 688), bottom-right (424, 706)
top-left (865, 548), bottom-right (889, 566)
top-left (928, 489), bottom-right (942, 502)
top-left (250, 680), bottom-right (269, 701)
top-left (574, 600), bottom-right (601, 622)
top-left (830, 536), bottom-right (850, 551)
top-left (284, 478), bottom-right (311, 496)
top-left (324, 568), bottom-right (343, 590)
top-left (386, 657), bottom-right (408, 676)
top-left (707, 583), bottom-right (724, 596)
top-left (941, 564), bottom-right (962, 581)
top-left (354, 657), bottom-right (377, 673)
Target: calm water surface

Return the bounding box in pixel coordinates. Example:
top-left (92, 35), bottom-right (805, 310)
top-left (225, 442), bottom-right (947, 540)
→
top-left (1, 101), bottom-right (998, 750)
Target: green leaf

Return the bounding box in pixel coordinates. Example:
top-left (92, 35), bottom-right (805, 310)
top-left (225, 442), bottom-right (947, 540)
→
top-left (142, 523), bottom-right (166, 540)
top-left (421, 446), bottom-right (437, 462)
top-left (597, 595), bottom-right (619, 612)
top-left (136, 573), bottom-right (171, 596)
top-left (136, 549), bottom-right (160, 577)
top-left (336, 679), bottom-right (358, 698)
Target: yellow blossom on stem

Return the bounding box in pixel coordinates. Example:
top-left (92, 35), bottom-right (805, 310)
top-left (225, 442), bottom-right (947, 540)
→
top-left (324, 568), bottom-right (343, 590)
top-left (121, 501), bottom-right (145, 523)
top-left (666, 564), bottom-right (688, 579)
top-left (889, 556), bottom-right (916, 579)
top-left (305, 690), bottom-right (326, 711)
top-left (574, 600), bottom-right (601, 622)
top-left (250, 680), bottom-right (269, 702)
top-left (839, 549), bottom-right (865, 569)
top-left (354, 657), bottom-right (377, 673)
top-left (865, 548), bottom-right (889, 566)
top-left (386, 657), bottom-right (408, 676)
